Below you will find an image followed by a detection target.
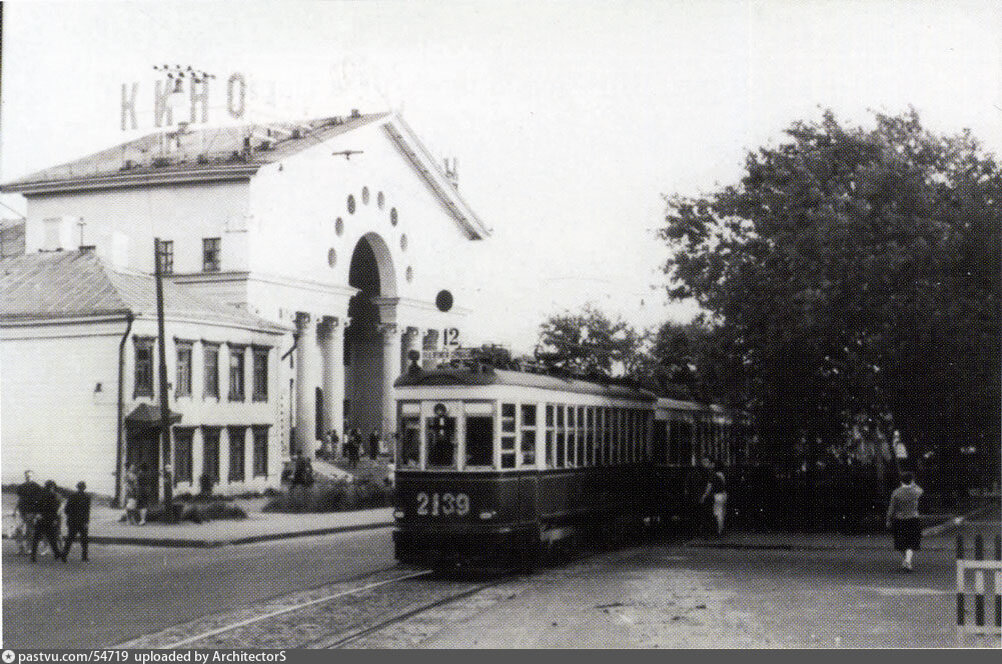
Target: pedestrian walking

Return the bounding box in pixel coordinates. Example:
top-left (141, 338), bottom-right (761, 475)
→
top-left (699, 458), bottom-right (728, 536)
top-left (289, 451), bottom-right (313, 499)
top-left (886, 471), bottom-right (923, 572)
top-left (369, 430), bottom-right (381, 460)
top-left (63, 481), bottom-right (91, 561)
top-left (13, 470), bottom-right (43, 555)
top-left (31, 480), bottom-right (65, 562)
top-left (123, 463), bottom-right (139, 525)
top-left (136, 462), bottom-right (153, 525)
top-left (347, 429), bottom-right (361, 469)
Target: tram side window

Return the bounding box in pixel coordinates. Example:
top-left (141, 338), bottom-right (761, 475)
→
top-left (566, 406), bottom-right (576, 466)
top-left (521, 404), bottom-right (537, 466)
top-left (586, 407), bottom-right (595, 466)
top-left (555, 405), bottom-right (565, 467)
top-left (400, 417), bottom-right (421, 468)
top-left (670, 420), bottom-right (693, 466)
top-left (426, 414), bottom-right (457, 467)
top-left (466, 416), bottom-right (493, 467)
top-left (501, 403), bottom-right (516, 469)
top-left (577, 406), bottom-right (586, 467)
top-left (545, 404), bottom-right (554, 468)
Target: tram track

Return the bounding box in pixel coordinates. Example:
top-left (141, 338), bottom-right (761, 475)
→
top-left (113, 565), bottom-right (522, 650)
top-left (113, 542), bottom-right (639, 649)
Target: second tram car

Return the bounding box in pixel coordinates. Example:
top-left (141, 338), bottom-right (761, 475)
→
top-left (392, 363), bottom-right (658, 571)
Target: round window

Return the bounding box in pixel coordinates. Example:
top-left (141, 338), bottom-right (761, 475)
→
top-left (405, 266), bottom-right (414, 283)
top-left (435, 290), bottom-right (453, 312)
top-left (390, 207), bottom-right (398, 226)
top-left (347, 195), bottom-right (355, 214)
top-left (328, 248), bottom-right (337, 267)
top-left (400, 234), bottom-right (408, 251)
top-left (377, 191), bottom-right (385, 209)
top-left (335, 217), bottom-right (344, 236)
top-left (361, 186), bottom-right (370, 205)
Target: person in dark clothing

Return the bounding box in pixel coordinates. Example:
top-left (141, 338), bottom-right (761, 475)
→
top-left (369, 430), bottom-right (381, 460)
top-left (63, 481), bottom-right (91, 561)
top-left (136, 463), bottom-right (154, 525)
top-left (14, 470), bottom-right (43, 555)
top-left (347, 429), bottom-right (361, 469)
top-left (31, 480), bottom-right (65, 562)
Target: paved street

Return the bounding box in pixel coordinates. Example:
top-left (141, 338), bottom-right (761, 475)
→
top-left (2, 528), bottom-right (395, 649)
top-left (3, 505), bottom-right (997, 649)
top-left (419, 510), bottom-right (1000, 648)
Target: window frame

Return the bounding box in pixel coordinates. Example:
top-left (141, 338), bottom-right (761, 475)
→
top-left (202, 237), bottom-right (221, 272)
top-left (228, 344), bottom-right (246, 402)
top-left (203, 342), bottom-right (220, 399)
top-left (252, 426), bottom-right (269, 478)
top-left (252, 346), bottom-right (270, 402)
top-left (133, 336), bottom-right (155, 398)
top-left (228, 426), bottom-right (246, 482)
top-left (174, 339), bottom-right (193, 398)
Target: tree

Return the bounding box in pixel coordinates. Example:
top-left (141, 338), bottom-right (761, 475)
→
top-left (660, 109), bottom-right (1001, 473)
top-left (535, 304), bottom-right (641, 377)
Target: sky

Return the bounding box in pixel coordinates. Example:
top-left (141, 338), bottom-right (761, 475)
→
top-left (2, 0), bottom-right (1000, 353)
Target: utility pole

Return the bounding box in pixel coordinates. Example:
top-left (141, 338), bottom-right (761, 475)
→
top-left (154, 238), bottom-right (174, 511)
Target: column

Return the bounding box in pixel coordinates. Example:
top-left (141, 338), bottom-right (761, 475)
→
top-left (422, 329), bottom-right (440, 370)
top-left (401, 326), bottom-right (421, 373)
top-left (294, 312), bottom-right (321, 457)
top-left (321, 316), bottom-right (346, 454)
top-left (379, 323), bottom-right (401, 436)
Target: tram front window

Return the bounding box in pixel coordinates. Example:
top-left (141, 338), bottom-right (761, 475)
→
top-left (426, 414), bottom-right (457, 467)
top-left (399, 417), bottom-right (420, 468)
top-left (465, 416), bottom-right (493, 466)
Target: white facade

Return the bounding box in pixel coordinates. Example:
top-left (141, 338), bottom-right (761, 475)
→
top-left (2, 111), bottom-right (491, 492)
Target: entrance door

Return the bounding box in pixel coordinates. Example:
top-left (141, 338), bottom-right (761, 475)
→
top-left (126, 426), bottom-right (161, 501)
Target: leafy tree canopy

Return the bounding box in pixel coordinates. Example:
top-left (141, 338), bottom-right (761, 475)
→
top-left (660, 109), bottom-right (1000, 463)
top-left (535, 304), bottom-right (641, 377)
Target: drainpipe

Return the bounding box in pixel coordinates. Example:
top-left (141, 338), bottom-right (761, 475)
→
top-left (115, 311), bottom-right (134, 507)
top-left (281, 329), bottom-right (300, 456)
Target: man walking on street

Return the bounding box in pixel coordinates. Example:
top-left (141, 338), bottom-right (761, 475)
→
top-left (31, 480), bottom-right (65, 562)
top-left (14, 470), bottom-right (42, 555)
top-left (63, 481), bottom-right (91, 561)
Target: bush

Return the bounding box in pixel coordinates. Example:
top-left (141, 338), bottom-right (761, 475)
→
top-left (144, 501), bottom-right (247, 524)
top-left (263, 480), bottom-right (392, 514)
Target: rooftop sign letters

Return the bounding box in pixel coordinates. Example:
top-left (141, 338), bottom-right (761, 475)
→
top-left (120, 72), bottom-right (247, 131)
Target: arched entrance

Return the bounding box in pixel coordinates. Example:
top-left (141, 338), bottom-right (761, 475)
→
top-left (345, 233), bottom-right (396, 441)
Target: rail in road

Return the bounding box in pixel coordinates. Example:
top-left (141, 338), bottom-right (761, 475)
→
top-left (114, 566), bottom-right (525, 649)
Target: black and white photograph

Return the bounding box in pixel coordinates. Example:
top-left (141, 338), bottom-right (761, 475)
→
top-left (1, 0), bottom-right (999, 651)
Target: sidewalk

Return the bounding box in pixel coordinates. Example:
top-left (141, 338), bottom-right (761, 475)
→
top-left (2, 492), bottom-right (393, 548)
top-left (686, 501), bottom-right (998, 552)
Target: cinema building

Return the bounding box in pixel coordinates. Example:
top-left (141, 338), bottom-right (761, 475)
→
top-left (0, 111), bottom-right (490, 498)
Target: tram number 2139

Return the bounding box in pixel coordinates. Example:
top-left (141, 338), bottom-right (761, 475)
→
top-left (415, 492), bottom-right (470, 517)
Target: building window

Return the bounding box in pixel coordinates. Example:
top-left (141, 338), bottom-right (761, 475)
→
top-left (202, 237), bottom-right (221, 272)
top-left (158, 239), bottom-right (174, 275)
top-left (202, 427), bottom-right (221, 484)
top-left (228, 345), bottom-right (245, 401)
top-left (252, 347), bottom-right (269, 401)
top-left (252, 426), bottom-right (269, 477)
top-left (133, 337), bottom-right (154, 398)
top-left (175, 340), bottom-right (192, 397)
top-left (174, 428), bottom-right (194, 483)
top-left (228, 426), bottom-right (246, 482)
top-left (203, 343), bottom-right (220, 399)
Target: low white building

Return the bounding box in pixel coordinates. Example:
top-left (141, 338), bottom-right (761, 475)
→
top-left (1, 249), bottom-right (288, 499)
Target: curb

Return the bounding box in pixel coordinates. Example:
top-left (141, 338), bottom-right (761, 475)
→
top-left (921, 503), bottom-right (997, 538)
top-left (4, 520), bottom-right (394, 549)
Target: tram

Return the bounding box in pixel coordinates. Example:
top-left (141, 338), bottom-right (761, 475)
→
top-left (650, 397), bottom-right (750, 528)
top-left (391, 362), bottom-right (658, 571)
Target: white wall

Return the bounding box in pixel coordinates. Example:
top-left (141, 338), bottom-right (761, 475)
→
top-left (1, 318), bottom-right (128, 496)
top-left (23, 181), bottom-right (251, 274)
